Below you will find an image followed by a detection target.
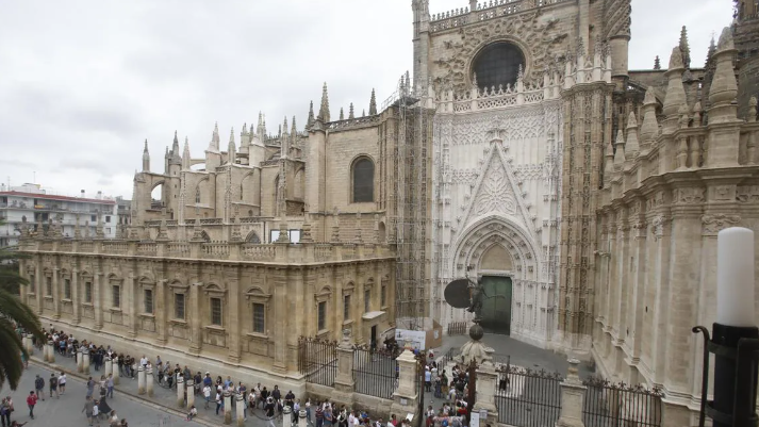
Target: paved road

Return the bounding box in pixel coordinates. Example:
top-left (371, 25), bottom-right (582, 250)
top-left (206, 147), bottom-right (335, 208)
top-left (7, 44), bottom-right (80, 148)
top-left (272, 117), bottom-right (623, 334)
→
top-left (0, 363), bottom-right (184, 427)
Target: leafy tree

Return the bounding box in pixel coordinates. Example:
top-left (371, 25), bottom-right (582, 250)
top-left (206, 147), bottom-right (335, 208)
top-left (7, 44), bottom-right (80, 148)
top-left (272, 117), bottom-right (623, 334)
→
top-left (0, 221), bottom-right (45, 390)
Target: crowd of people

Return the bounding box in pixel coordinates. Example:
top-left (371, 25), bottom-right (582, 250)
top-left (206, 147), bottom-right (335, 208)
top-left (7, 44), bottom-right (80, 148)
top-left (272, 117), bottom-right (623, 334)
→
top-left (421, 356), bottom-right (472, 427)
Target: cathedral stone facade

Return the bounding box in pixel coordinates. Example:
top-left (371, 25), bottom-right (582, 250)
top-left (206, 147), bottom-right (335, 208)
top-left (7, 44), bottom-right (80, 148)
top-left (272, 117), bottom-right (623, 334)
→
top-left (17, 0), bottom-right (759, 424)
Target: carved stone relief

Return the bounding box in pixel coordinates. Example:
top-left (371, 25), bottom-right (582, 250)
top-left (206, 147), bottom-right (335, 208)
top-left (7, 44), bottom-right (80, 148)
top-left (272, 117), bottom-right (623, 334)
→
top-left (701, 214), bottom-right (742, 235)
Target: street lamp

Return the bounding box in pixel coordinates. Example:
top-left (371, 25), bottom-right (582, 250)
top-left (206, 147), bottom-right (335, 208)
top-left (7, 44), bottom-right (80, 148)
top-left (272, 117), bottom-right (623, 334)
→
top-left (693, 227), bottom-right (759, 427)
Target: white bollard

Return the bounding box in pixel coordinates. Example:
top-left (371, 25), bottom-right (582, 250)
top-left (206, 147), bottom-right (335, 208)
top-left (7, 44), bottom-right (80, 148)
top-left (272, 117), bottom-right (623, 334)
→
top-left (104, 357), bottom-right (112, 377)
top-left (46, 341), bottom-right (55, 363)
top-left (223, 390), bottom-right (232, 425)
top-left (137, 365), bottom-right (146, 395)
top-left (186, 379), bottom-right (195, 408)
top-left (77, 347), bottom-right (84, 372)
top-left (112, 357), bottom-right (120, 385)
top-left (176, 375), bottom-right (185, 407)
top-left (236, 393), bottom-right (246, 427)
top-left (298, 409), bottom-right (308, 427)
top-left (82, 347), bottom-right (90, 375)
top-left (282, 405), bottom-right (292, 427)
top-left (146, 365), bottom-right (154, 397)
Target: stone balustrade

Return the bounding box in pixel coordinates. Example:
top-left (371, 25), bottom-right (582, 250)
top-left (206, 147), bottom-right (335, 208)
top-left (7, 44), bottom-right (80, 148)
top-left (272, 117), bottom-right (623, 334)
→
top-left (430, 0), bottom-right (573, 32)
top-left (20, 237), bottom-right (394, 265)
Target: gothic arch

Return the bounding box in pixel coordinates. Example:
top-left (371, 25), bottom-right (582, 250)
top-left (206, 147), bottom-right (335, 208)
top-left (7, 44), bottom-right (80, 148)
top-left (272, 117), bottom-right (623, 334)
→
top-left (350, 155), bottom-right (375, 203)
top-left (452, 215), bottom-right (540, 281)
top-left (245, 230), bottom-right (261, 244)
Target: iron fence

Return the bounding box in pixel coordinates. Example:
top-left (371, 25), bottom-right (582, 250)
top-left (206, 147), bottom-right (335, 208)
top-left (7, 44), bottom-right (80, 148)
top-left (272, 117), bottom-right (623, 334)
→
top-left (582, 377), bottom-right (664, 427)
top-left (352, 346), bottom-right (399, 399)
top-left (495, 365), bottom-right (564, 427)
top-left (297, 337), bottom-right (338, 387)
top-left (447, 321), bottom-right (468, 336)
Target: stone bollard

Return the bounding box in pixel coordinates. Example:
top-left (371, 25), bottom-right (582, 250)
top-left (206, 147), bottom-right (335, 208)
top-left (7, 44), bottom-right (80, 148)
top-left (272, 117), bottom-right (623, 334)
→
top-left (146, 365), bottom-right (154, 397)
top-left (236, 393), bottom-right (245, 427)
top-left (112, 357), bottom-right (120, 385)
top-left (298, 409), bottom-right (308, 427)
top-left (186, 379), bottom-right (195, 408)
top-left (77, 347), bottom-right (84, 372)
top-left (556, 359), bottom-right (587, 427)
top-left (46, 340), bottom-right (55, 363)
top-left (27, 335), bottom-right (35, 355)
top-left (223, 390), bottom-right (232, 425)
top-left (282, 405), bottom-right (292, 427)
top-left (176, 376), bottom-right (185, 408)
top-left (82, 347), bottom-right (90, 375)
top-left (40, 339), bottom-right (47, 361)
top-left (137, 365), bottom-right (146, 395)
top-left (104, 357), bottom-right (112, 377)
top-left (22, 336), bottom-right (29, 355)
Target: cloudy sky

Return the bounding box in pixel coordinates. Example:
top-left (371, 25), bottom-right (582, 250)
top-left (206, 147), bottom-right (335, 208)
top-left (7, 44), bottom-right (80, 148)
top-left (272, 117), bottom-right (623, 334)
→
top-left (0, 0), bottom-right (732, 200)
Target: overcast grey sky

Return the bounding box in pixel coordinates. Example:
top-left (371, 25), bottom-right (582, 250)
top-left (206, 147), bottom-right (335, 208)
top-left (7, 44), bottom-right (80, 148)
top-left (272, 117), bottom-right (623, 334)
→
top-left (0, 0), bottom-right (732, 199)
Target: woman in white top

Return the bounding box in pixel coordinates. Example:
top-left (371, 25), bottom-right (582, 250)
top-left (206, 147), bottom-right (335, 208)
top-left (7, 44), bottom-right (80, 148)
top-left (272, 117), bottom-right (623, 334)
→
top-left (58, 373), bottom-right (67, 394)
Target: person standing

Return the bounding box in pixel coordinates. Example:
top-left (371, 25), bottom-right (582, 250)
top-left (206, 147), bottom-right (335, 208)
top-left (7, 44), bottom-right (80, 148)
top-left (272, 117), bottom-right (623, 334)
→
top-left (106, 374), bottom-right (114, 399)
top-left (0, 398), bottom-right (11, 427)
top-left (25, 392), bottom-right (37, 420)
top-left (86, 377), bottom-right (96, 399)
top-left (82, 396), bottom-right (94, 426)
top-left (34, 375), bottom-right (45, 401)
top-left (58, 372), bottom-right (67, 395)
top-left (203, 384), bottom-right (212, 410)
top-left (264, 397), bottom-right (276, 427)
top-left (49, 373), bottom-right (59, 399)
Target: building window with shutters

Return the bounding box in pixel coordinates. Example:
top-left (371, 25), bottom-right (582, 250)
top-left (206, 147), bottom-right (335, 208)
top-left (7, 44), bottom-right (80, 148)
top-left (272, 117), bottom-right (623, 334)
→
top-left (144, 289), bottom-right (153, 314)
top-left (344, 295), bottom-right (351, 320)
top-left (318, 301), bottom-right (326, 331)
top-left (364, 289), bottom-right (371, 313)
top-left (211, 297), bottom-right (222, 326)
top-left (45, 276), bottom-right (52, 296)
top-left (253, 303), bottom-right (265, 334)
top-left (351, 157), bottom-right (375, 203)
top-left (112, 285), bottom-right (120, 308)
top-left (175, 293), bottom-right (185, 319)
top-left (85, 281), bottom-right (92, 303)
top-left (64, 278), bottom-right (71, 300)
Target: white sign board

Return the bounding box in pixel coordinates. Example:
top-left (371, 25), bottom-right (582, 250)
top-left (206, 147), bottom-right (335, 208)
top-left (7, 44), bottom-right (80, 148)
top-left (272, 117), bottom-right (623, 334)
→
top-left (470, 412), bottom-right (480, 427)
top-left (395, 329), bottom-right (426, 350)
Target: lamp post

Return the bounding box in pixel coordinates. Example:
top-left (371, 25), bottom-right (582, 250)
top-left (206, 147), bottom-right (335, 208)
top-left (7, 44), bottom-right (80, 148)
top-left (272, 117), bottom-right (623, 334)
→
top-left (693, 227), bottom-right (759, 427)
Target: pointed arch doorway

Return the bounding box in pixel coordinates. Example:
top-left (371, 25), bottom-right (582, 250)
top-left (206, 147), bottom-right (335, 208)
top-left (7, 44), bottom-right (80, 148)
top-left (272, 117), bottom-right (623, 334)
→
top-left (479, 244), bottom-right (513, 335)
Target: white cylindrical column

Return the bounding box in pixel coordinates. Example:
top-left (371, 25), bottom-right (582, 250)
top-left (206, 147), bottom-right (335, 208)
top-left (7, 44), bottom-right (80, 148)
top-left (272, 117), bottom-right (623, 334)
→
top-left (186, 379), bottom-right (195, 408)
top-left (176, 376), bottom-right (185, 407)
top-left (298, 409), bottom-right (308, 427)
top-left (236, 393), bottom-right (245, 427)
top-left (137, 365), bottom-right (146, 395)
top-left (112, 357), bottom-right (120, 385)
top-left (223, 390), bottom-right (232, 425)
top-left (82, 347), bottom-right (90, 375)
top-left (146, 365), bottom-right (154, 397)
top-left (717, 227), bottom-right (755, 326)
top-left (104, 357), bottom-right (112, 377)
top-left (47, 340), bottom-right (55, 363)
top-left (282, 405), bottom-right (292, 427)
top-left (76, 347), bottom-right (84, 372)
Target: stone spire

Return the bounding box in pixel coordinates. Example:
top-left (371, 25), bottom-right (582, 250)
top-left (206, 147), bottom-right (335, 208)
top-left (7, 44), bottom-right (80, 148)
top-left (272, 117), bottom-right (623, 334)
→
top-left (318, 82), bottom-right (330, 122)
top-left (228, 128), bottom-right (236, 164)
top-left (182, 137), bottom-right (191, 170)
top-left (708, 27), bottom-right (739, 124)
top-left (749, 97), bottom-right (758, 123)
top-left (625, 112), bottom-right (640, 157)
top-left (640, 87), bottom-right (660, 148)
top-left (169, 131), bottom-right (182, 165)
top-left (613, 130), bottom-right (626, 165)
top-left (654, 56), bottom-right (661, 70)
top-left (291, 116), bottom-right (297, 135)
top-left (679, 26), bottom-right (691, 69)
top-left (282, 116), bottom-right (289, 136)
top-left (662, 46), bottom-right (687, 133)
top-left (339, 107), bottom-right (345, 121)
top-left (362, 109), bottom-right (366, 117)
top-left (257, 112), bottom-right (264, 135)
top-left (242, 122), bottom-right (248, 135)
top-left (369, 89), bottom-right (377, 115)
top-left (706, 35), bottom-right (717, 67)
top-left (142, 139), bottom-right (150, 172)
top-left (209, 122), bottom-right (220, 151)
top-left (349, 103), bottom-right (355, 120)
top-left (307, 101), bottom-right (315, 128)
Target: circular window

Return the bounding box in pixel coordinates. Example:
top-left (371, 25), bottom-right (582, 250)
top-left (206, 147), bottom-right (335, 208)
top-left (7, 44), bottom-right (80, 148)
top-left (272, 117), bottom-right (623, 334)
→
top-left (472, 42), bottom-right (526, 90)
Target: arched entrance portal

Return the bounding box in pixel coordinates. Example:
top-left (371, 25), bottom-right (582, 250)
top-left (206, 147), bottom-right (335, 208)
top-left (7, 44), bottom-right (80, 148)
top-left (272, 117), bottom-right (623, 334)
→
top-left (479, 244), bottom-right (513, 335)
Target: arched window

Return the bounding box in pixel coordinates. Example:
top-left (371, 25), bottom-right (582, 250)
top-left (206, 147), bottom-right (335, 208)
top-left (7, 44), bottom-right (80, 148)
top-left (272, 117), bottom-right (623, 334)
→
top-left (195, 187), bottom-right (201, 204)
top-left (473, 42), bottom-right (525, 91)
top-left (352, 158), bottom-right (374, 203)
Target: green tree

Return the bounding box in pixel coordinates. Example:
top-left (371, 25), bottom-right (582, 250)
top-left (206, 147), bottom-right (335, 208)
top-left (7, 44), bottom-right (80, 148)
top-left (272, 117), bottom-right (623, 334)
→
top-left (0, 221), bottom-right (45, 390)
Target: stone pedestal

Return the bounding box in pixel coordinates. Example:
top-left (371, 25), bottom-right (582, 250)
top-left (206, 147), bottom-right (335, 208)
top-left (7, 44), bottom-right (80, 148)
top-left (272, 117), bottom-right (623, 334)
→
top-left (186, 379), bottom-right (195, 408)
top-left (223, 391), bottom-right (232, 425)
top-left (298, 409), bottom-right (308, 427)
top-left (104, 357), bottom-right (112, 377)
top-left (236, 393), bottom-right (245, 427)
top-left (473, 361), bottom-right (499, 425)
top-left (82, 347), bottom-right (90, 375)
top-left (333, 333), bottom-right (356, 407)
top-left (22, 335), bottom-right (32, 355)
top-left (146, 366), bottom-right (154, 397)
top-left (137, 365), bottom-right (146, 395)
top-left (176, 376), bottom-right (185, 407)
top-left (112, 357), bottom-right (120, 385)
top-left (46, 341), bottom-right (55, 363)
top-left (77, 347), bottom-right (84, 372)
top-left (556, 360), bottom-right (587, 427)
top-left (391, 347), bottom-right (419, 418)
top-left (282, 406), bottom-right (292, 427)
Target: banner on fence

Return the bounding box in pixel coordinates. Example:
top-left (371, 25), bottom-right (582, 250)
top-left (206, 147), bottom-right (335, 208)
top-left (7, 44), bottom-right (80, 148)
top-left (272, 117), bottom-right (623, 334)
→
top-left (395, 329), bottom-right (426, 350)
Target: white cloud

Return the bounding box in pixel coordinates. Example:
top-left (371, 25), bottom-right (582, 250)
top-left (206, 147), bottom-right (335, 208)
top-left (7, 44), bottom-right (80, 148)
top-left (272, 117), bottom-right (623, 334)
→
top-left (0, 0), bottom-right (733, 199)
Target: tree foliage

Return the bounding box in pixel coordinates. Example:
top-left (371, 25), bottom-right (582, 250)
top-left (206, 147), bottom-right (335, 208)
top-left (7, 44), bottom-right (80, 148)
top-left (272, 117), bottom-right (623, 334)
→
top-left (0, 221), bottom-right (45, 390)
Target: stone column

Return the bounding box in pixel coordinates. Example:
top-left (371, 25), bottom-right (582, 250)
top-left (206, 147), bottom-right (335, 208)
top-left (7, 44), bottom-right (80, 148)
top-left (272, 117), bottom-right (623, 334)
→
top-left (52, 267), bottom-right (61, 319)
top-left (235, 393), bottom-right (245, 427)
top-left (391, 347), bottom-right (419, 417)
top-left (223, 390), bottom-right (232, 424)
top-left (112, 357), bottom-right (120, 385)
top-left (155, 280), bottom-right (167, 345)
top-left (34, 262), bottom-right (42, 314)
top-left (94, 273), bottom-right (104, 330)
top-left (298, 409), bottom-right (308, 427)
top-left (137, 365), bottom-right (146, 395)
top-left (72, 268), bottom-right (81, 324)
top-left (46, 340), bottom-right (55, 363)
top-left (146, 365), bottom-right (154, 397)
top-left (282, 405), bottom-right (292, 427)
top-left (176, 375), bottom-right (185, 407)
top-left (228, 277), bottom-right (241, 363)
top-left (333, 329), bottom-right (355, 406)
top-left (104, 357), bottom-right (112, 377)
top-left (189, 283), bottom-right (202, 355)
top-left (473, 361), bottom-right (499, 425)
top-left (82, 347), bottom-right (90, 375)
top-left (556, 359), bottom-right (586, 427)
top-left (186, 379), bottom-right (195, 408)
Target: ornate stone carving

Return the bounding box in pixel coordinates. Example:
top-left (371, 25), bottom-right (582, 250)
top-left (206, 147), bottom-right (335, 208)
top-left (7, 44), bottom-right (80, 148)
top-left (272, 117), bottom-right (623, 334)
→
top-left (474, 157), bottom-right (517, 216)
top-left (674, 187), bottom-right (706, 204)
top-left (701, 214), bottom-right (742, 235)
top-left (650, 215), bottom-right (669, 241)
top-left (737, 185), bottom-right (759, 203)
top-left (710, 185), bottom-right (733, 201)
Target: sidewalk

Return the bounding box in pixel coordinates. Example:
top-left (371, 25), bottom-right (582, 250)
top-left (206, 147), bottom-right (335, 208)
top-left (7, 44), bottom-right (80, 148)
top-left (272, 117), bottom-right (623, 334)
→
top-left (30, 351), bottom-right (285, 427)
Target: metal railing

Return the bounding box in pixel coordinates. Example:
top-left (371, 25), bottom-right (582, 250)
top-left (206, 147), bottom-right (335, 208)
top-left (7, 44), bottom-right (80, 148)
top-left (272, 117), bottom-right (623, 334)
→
top-left (297, 337), bottom-right (338, 387)
top-left (447, 321), bottom-right (467, 336)
top-left (582, 377), bottom-right (664, 427)
top-left (495, 365), bottom-right (563, 427)
top-left (352, 346), bottom-right (398, 399)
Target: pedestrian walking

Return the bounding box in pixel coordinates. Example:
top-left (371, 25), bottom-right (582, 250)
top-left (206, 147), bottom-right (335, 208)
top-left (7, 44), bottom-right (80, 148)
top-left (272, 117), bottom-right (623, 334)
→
top-left (82, 396), bottom-right (95, 427)
top-left (86, 377), bottom-right (96, 398)
top-left (58, 372), bottom-right (67, 394)
top-left (49, 373), bottom-right (59, 399)
top-left (25, 392), bottom-right (37, 420)
top-left (0, 398), bottom-right (12, 427)
top-left (106, 374), bottom-right (114, 399)
top-left (34, 375), bottom-right (45, 401)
